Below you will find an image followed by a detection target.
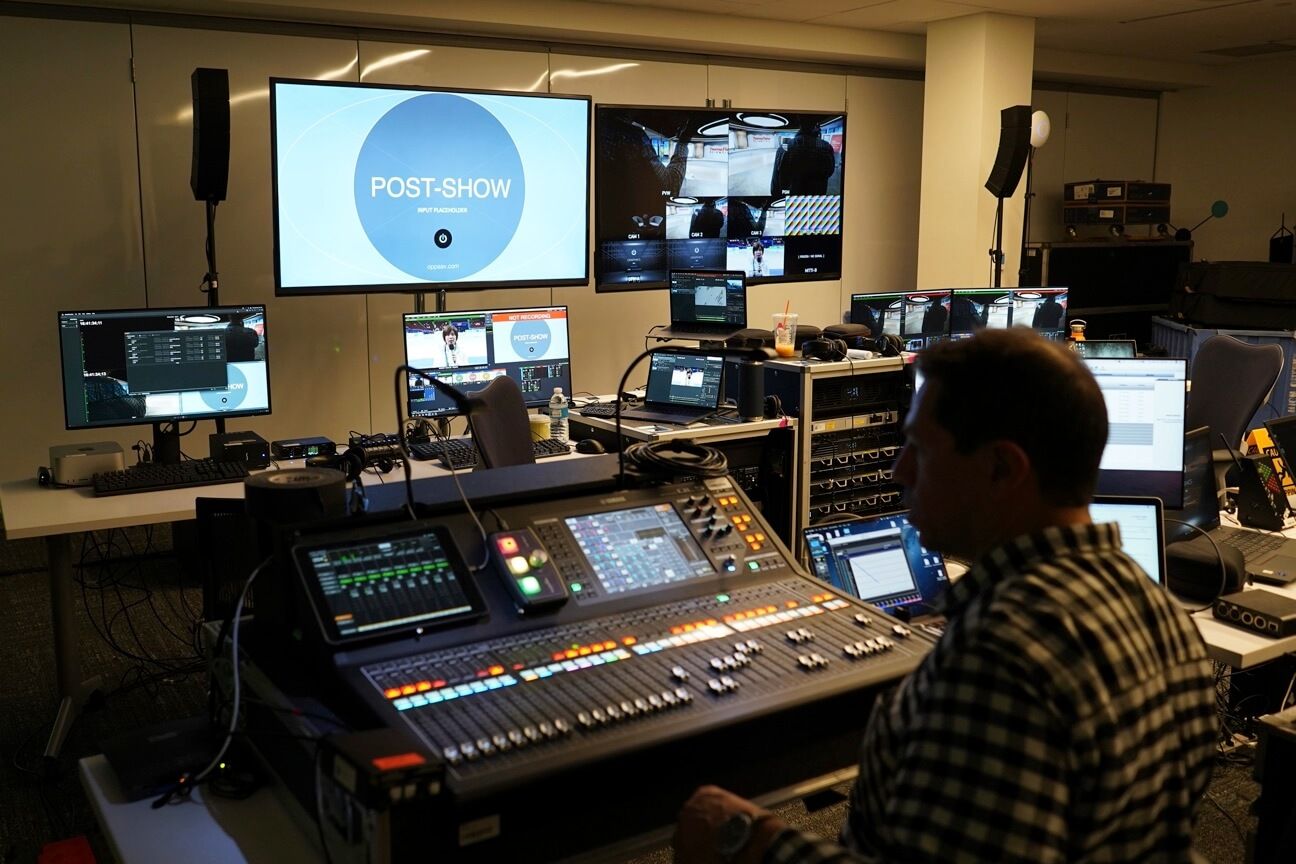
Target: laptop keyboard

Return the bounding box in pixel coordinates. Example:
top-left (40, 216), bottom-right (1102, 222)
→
top-left (1215, 526), bottom-right (1287, 558)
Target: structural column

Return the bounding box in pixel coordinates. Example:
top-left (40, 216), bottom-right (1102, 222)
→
top-left (916, 14), bottom-right (1035, 289)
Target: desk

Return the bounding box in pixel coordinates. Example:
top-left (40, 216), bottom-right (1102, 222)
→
top-left (0, 448), bottom-right (602, 761)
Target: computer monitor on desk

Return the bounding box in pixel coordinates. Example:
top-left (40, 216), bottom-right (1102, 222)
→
top-left (404, 306), bottom-right (571, 419)
top-left (851, 289), bottom-right (951, 351)
top-left (948, 288), bottom-right (1012, 338)
top-left (1084, 356), bottom-right (1188, 508)
top-left (57, 305), bottom-right (271, 463)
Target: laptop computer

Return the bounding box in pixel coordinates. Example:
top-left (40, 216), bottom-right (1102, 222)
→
top-left (1089, 495), bottom-right (1166, 585)
top-left (801, 512), bottom-right (949, 620)
top-left (1165, 425), bottom-right (1296, 585)
top-left (656, 270), bottom-right (747, 341)
top-left (618, 351), bottom-right (726, 425)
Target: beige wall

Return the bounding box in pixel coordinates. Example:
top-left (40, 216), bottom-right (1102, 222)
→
top-left (1157, 55), bottom-right (1296, 263)
top-left (0, 14), bottom-right (926, 482)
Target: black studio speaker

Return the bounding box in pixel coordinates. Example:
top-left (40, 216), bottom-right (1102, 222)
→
top-left (190, 68), bottom-right (230, 202)
top-left (984, 105), bottom-right (1032, 199)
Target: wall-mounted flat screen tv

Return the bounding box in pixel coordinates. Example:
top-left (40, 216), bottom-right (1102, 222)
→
top-left (271, 78), bottom-right (591, 295)
top-left (595, 105), bottom-right (845, 291)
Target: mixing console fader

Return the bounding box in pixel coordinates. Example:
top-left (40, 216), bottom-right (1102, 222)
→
top-left (280, 474), bottom-right (935, 862)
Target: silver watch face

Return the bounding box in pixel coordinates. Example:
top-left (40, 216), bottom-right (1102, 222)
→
top-left (716, 811), bottom-right (754, 857)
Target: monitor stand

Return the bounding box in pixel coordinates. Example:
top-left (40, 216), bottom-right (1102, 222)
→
top-left (152, 422), bottom-right (183, 465)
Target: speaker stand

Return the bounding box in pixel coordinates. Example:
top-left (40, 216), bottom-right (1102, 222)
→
top-left (989, 194), bottom-right (1006, 288)
top-left (1017, 148), bottom-right (1036, 286)
top-left (201, 198), bottom-right (227, 436)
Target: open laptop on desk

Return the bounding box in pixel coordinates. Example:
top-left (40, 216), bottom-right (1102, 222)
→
top-left (1166, 426), bottom-right (1296, 585)
top-left (618, 351), bottom-right (725, 425)
top-left (802, 512), bottom-right (949, 623)
top-left (654, 270), bottom-right (746, 341)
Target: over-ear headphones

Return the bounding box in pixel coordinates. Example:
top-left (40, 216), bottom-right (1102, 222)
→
top-left (858, 334), bottom-right (903, 357)
top-left (802, 338), bottom-right (849, 361)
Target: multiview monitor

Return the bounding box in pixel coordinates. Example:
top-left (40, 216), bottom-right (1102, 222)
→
top-left (58, 305), bottom-right (271, 463)
top-left (404, 305), bottom-right (571, 419)
top-left (1083, 357), bottom-right (1188, 508)
top-left (596, 105), bottom-right (845, 289)
top-left (851, 287), bottom-right (1068, 348)
top-left (271, 78), bottom-right (591, 295)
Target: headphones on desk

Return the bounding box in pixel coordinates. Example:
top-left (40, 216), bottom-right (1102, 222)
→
top-left (801, 338), bottom-right (850, 361)
top-left (306, 443), bottom-right (398, 482)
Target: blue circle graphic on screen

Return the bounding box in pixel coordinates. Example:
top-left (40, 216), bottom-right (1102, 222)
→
top-left (354, 94), bottom-right (525, 280)
top-left (201, 365), bottom-right (248, 411)
top-left (511, 318), bottom-right (552, 358)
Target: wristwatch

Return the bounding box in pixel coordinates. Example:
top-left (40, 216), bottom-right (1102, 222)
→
top-left (715, 811), bottom-right (757, 860)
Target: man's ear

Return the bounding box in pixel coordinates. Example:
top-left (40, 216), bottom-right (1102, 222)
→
top-left (985, 439), bottom-right (1032, 489)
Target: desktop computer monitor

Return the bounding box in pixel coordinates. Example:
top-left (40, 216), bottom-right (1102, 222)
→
top-left (1084, 357), bottom-right (1188, 508)
top-left (949, 288), bottom-right (1012, 337)
top-left (404, 305), bottom-right (571, 418)
top-left (849, 292), bottom-right (904, 338)
top-left (1011, 287), bottom-right (1068, 339)
top-left (57, 305), bottom-right (271, 463)
top-left (898, 290), bottom-right (952, 351)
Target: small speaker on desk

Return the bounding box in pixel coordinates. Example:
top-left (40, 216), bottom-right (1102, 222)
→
top-left (737, 359), bottom-right (765, 421)
top-left (190, 67), bottom-right (230, 202)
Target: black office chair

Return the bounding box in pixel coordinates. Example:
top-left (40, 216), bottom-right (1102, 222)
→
top-left (1185, 335), bottom-right (1284, 502)
top-left (464, 376), bottom-right (536, 469)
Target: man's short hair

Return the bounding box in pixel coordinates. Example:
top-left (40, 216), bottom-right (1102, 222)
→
top-left (914, 329), bottom-right (1108, 507)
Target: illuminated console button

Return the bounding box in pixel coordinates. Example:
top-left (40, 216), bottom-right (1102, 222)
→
top-left (538, 722), bottom-right (555, 738)
top-left (553, 718), bottom-right (572, 735)
top-left (528, 549), bottom-right (549, 568)
top-left (522, 726), bottom-right (540, 742)
top-left (518, 575), bottom-right (542, 596)
top-left (492, 734), bottom-right (510, 751)
top-left (497, 536), bottom-right (520, 555)
top-left (620, 699), bottom-right (638, 716)
top-left (507, 556), bottom-right (530, 576)
top-left (442, 746), bottom-right (461, 764)
top-left (507, 730), bottom-right (526, 746)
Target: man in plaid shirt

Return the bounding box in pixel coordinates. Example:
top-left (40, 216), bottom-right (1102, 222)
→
top-left (676, 329), bottom-right (1217, 863)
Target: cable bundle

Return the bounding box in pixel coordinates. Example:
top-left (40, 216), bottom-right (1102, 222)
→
top-left (622, 440), bottom-right (728, 480)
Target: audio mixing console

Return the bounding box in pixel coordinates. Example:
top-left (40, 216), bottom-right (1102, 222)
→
top-left (250, 473), bottom-right (935, 861)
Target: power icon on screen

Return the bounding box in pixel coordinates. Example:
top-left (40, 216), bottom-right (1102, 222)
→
top-left (434, 229), bottom-right (453, 249)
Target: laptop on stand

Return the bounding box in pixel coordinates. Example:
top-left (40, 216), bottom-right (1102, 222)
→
top-left (801, 512), bottom-right (950, 627)
top-left (655, 270), bottom-right (747, 341)
top-left (618, 351), bottom-right (726, 425)
top-left (1165, 425), bottom-right (1296, 585)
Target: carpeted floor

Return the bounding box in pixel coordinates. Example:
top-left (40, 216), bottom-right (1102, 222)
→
top-left (0, 524), bottom-right (1266, 863)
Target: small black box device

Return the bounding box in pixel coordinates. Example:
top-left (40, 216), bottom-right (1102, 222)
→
top-left (271, 436), bottom-right (337, 460)
top-left (320, 728), bottom-right (444, 809)
top-left (1213, 589), bottom-right (1296, 638)
top-left (209, 431), bottom-right (270, 468)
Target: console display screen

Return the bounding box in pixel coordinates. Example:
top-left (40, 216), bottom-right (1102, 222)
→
top-left (294, 524), bottom-right (483, 644)
top-left (564, 504), bottom-right (714, 595)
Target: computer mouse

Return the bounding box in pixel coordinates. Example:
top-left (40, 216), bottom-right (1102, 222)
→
top-left (575, 438), bottom-right (606, 455)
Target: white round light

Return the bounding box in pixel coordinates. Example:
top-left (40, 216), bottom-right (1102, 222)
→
top-left (1030, 110), bottom-right (1051, 148)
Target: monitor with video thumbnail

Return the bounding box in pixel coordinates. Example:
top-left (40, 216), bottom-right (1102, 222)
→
top-left (850, 292), bottom-right (903, 339)
top-left (1011, 287), bottom-right (1068, 339)
top-left (404, 306), bottom-right (570, 418)
top-left (596, 105), bottom-right (844, 289)
top-left (58, 305), bottom-right (271, 464)
top-left (897, 290), bottom-right (952, 351)
top-left (271, 79), bottom-right (590, 295)
top-left (948, 288), bottom-right (1013, 337)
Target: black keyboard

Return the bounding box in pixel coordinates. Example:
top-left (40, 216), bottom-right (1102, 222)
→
top-left (408, 438), bottom-right (570, 469)
top-left (93, 459), bottom-right (250, 497)
top-left (1216, 525), bottom-right (1287, 558)
top-left (578, 403), bottom-right (620, 417)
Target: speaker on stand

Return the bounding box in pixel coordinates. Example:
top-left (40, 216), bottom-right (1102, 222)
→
top-left (191, 67), bottom-right (231, 433)
top-left (985, 105), bottom-right (1032, 288)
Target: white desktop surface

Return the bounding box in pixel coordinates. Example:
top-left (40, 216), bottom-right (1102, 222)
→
top-left (79, 754), bottom-right (317, 864)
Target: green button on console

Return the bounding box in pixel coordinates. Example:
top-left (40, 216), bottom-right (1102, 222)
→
top-left (519, 576), bottom-right (542, 596)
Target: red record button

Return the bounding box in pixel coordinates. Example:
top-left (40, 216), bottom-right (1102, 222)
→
top-left (497, 536), bottom-right (520, 555)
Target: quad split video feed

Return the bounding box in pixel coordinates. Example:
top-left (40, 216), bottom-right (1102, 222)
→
top-left (595, 106), bottom-right (845, 289)
top-left (849, 287), bottom-right (1069, 350)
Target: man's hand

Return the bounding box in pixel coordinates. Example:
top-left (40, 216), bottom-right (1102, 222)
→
top-left (673, 785), bottom-right (768, 863)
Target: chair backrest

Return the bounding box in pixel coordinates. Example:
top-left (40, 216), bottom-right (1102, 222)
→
top-left (465, 376), bottom-right (536, 469)
top-left (1185, 335), bottom-right (1285, 449)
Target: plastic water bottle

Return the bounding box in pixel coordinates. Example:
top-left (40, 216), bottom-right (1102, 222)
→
top-left (548, 387), bottom-right (569, 443)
